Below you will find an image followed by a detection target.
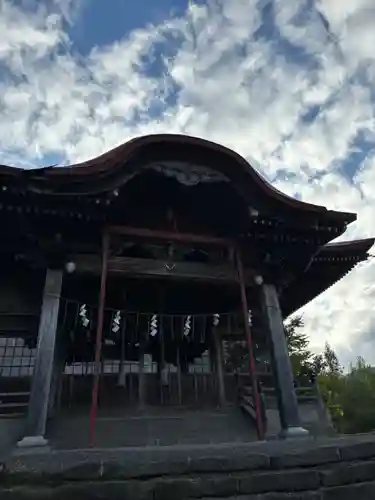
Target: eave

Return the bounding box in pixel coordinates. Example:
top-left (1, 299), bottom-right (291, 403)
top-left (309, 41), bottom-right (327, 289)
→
top-left (281, 238), bottom-right (375, 317)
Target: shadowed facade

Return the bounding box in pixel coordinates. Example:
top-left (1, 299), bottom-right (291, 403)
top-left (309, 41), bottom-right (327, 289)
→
top-left (0, 134), bottom-right (372, 448)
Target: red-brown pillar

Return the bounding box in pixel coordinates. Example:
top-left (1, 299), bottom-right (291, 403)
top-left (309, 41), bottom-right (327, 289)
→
top-left (89, 231), bottom-right (110, 446)
top-left (235, 247), bottom-right (264, 440)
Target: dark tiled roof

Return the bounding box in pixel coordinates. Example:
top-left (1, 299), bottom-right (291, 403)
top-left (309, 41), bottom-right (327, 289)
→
top-left (0, 134), bottom-right (356, 223)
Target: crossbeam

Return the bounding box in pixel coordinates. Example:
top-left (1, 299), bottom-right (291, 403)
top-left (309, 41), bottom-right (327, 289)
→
top-left (106, 225), bottom-right (233, 247)
top-left (74, 254), bottom-right (255, 284)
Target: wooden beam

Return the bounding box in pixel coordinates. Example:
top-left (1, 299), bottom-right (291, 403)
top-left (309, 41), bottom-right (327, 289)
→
top-left (74, 254), bottom-right (255, 284)
top-left (107, 225), bottom-right (233, 247)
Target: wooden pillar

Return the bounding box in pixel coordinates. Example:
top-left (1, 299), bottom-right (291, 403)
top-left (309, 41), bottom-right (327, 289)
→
top-left (48, 349), bottom-right (65, 419)
top-left (259, 283), bottom-right (308, 438)
top-left (235, 248), bottom-right (264, 440)
top-left (89, 232), bottom-right (110, 446)
top-left (18, 269), bottom-right (63, 448)
top-left (213, 329), bottom-right (226, 407)
top-left (138, 348), bottom-right (146, 408)
top-left (117, 316), bottom-right (127, 387)
top-left (177, 345), bottom-right (182, 405)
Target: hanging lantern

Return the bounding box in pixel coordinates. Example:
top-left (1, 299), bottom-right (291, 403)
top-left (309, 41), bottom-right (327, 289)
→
top-left (213, 313), bottom-right (220, 327)
top-left (149, 314), bottom-right (158, 337)
top-left (112, 311), bottom-right (121, 334)
top-left (184, 315), bottom-right (192, 336)
top-left (79, 304), bottom-right (90, 328)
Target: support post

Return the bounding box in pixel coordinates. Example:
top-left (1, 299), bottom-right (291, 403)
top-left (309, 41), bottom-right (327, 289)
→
top-left (138, 349), bottom-right (146, 408)
top-left (213, 328), bottom-right (226, 407)
top-left (18, 269), bottom-right (63, 448)
top-left (89, 231), bottom-right (110, 446)
top-left (235, 248), bottom-right (264, 440)
top-left (176, 345), bottom-right (182, 405)
top-left (259, 283), bottom-right (309, 438)
top-left (117, 318), bottom-right (127, 387)
top-left (48, 350), bottom-right (65, 419)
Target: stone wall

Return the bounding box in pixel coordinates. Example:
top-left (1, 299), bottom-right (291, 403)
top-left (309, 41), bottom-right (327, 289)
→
top-left (2, 434), bottom-right (375, 499)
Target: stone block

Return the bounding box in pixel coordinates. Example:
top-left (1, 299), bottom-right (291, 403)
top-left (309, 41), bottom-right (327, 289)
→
top-left (214, 493), bottom-right (323, 500)
top-left (153, 475), bottom-right (238, 500)
top-left (57, 458), bottom-right (188, 481)
top-left (53, 453), bottom-right (269, 482)
top-left (339, 441), bottom-right (375, 461)
top-left (255, 494), bottom-right (322, 500)
top-left (239, 469), bottom-right (321, 494)
top-left (0, 481), bottom-right (154, 500)
top-left (320, 460), bottom-right (375, 487)
top-left (322, 480), bottom-right (375, 500)
top-left (192, 453), bottom-right (270, 473)
top-left (271, 446), bottom-right (340, 469)
top-left (0, 488), bottom-right (44, 500)
top-left (199, 495), bottom-right (322, 500)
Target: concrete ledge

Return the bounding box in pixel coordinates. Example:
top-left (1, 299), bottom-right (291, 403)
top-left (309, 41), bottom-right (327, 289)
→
top-left (3, 434), bottom-right (375, 482)
top-left (1, 478), bottom-right (375, 500)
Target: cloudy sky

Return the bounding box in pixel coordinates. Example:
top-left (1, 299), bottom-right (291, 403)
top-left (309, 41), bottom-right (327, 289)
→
top-left (1, 0), bottom-right (375, 368)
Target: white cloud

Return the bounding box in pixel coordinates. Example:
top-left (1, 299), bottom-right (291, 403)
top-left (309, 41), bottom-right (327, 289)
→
top-left (1, 0), bottom-right (375, 365)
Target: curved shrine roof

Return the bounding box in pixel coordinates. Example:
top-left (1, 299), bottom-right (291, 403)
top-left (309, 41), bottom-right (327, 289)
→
top-left (0, 134), bottom-right (356, 224)
top-left (0, 134), bottom-right (373, 316)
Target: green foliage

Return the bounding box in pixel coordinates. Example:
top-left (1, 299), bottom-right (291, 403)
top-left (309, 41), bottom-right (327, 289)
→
top-left (284, 315), bottom-right (316, 383)
top-left (285, 319), bottom-right (375, 435)
top-left (317, 371), bottom-right (345, 429)
top-left (322, 342), bottom-right (342, 375)
top-left (225, 312), bottom-right (375, 435)
top-left (333, 358), bottom-right (375, 434)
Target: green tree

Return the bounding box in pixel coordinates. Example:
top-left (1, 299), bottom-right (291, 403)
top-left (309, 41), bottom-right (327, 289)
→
top-left (336, 358), bottom-right (375, 433)
top-left (283, 318), bottom-right (347, 429)
top-left (322, 342), bottom-right (342, 375)
top-left (284, 315), bottom-right (314, 382)
top-left (284, 320), bottom-right (375, 435)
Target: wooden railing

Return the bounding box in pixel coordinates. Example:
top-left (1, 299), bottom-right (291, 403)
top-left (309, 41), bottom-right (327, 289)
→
top-left (260, 385), bottom-right (319, 402)
top-left (237, 379), bottom-right (326, 438)
top-left (237, 384), bottom-right (267, 434)
top-left (0, 391), bottom-right (29, 417)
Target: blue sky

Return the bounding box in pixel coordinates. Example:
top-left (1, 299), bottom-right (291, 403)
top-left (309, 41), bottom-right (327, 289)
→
top-left (69, 0), bottom-right (195, 54)
top-left (1, 0), bottom-right (375, 366)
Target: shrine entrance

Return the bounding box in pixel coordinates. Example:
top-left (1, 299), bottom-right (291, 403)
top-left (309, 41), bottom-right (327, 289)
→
top-left (58, 300), bottom-right (243, 412)
top-left (54, 226), bottom-right (263, 444)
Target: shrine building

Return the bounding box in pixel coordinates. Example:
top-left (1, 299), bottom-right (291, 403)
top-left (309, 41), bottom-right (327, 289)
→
top-left (0, 134), bottom-right (373, 448)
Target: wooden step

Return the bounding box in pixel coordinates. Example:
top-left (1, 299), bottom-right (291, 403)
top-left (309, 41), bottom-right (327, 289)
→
top-left (0, 391), bottom-right (29, 416)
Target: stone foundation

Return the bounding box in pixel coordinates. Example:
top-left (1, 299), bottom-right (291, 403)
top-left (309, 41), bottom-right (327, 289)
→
top-left (2, 434), bottom-right (375, 499)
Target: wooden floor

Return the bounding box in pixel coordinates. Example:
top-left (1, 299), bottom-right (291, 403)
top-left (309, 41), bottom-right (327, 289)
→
top-left (46, 406), bottom-right (258, 449)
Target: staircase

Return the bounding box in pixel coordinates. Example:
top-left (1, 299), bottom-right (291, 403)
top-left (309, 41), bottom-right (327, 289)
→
top-left (0, 392), bottom-right (29, 418)
top-left (46, 406), bottom-right (258, 449)
top-left (0, 311), bottom-right (36, 418)
top-left (237, 373), bottom-right (335, 439)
